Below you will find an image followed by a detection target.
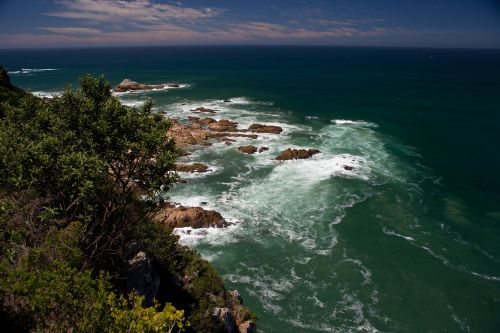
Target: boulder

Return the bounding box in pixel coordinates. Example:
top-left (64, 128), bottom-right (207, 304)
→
top-left (127, 251), bottom-right (160, 307)
top-left (114, 79), bottom-right (176, 92)
top-left (175, 163), bottom-right (209, 173)
top-left (247, 123), bottom-right (283, 134)
top-left (208, 119), bottom-right (238, 132)
top-left (152, 204), bottom-right (229, 229)
top-left (191, 107), bottom-right (217, 113)
top-left (275, 148), bottom-right (320, 161)
top-left (343, 165), bottom-right (354, 171)
top-left (258, 147), bottom-right (269, 153)
top-left (237, 145), bottom-right (258, 154)
top-left (187, 116), bottom-right (200, 122)
top-left (238, 321), bottom-right (257, 333)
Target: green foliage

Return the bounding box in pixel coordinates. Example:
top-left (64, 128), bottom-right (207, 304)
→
top-left (108, 294), bottom-right (187, 333)
top-left (0, 73), bottom-right (255, 332)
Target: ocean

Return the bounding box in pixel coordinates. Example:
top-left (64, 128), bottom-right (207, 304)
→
top-left (1, 46), bottom-right (499, 332)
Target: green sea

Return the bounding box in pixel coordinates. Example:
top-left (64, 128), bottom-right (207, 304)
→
top-left (1, 46), bottom-right (499, 332)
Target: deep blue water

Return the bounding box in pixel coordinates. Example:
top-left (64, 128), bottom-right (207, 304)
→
top-left (1, 46), bottom-right (500, 332)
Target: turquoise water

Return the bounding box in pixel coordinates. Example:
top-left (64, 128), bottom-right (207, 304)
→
top-left (2, 46), bottom-right (500, 332)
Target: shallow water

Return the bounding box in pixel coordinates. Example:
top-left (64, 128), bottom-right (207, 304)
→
top-left (2, 46), bottom-right (499, 332)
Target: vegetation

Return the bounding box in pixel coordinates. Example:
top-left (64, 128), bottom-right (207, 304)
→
top-left (0, 70), bottom-right (253, 332)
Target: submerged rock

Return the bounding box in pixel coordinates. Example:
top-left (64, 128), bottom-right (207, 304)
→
top-left (258, 147), bottom-right (269, 153)
top-left (175, 163), bottom-right (209, 173)
top-left (152, 204), bottom-right (229, 229)
top-left (114, 79), bottom-right (177, 92)
top-left (237, 145), bottom-right (258, 154)
top-left (247, 123), bottom-right (283, 134)
top-left (275, 148), bottom-right (320, 161)
top-left (343, 165), bottom-right (354, 171)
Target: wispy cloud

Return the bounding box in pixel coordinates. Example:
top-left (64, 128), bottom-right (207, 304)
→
top-left (45, 0), bottom-right (221, 23)
top-left (38, 27), bottom-right (102, 34)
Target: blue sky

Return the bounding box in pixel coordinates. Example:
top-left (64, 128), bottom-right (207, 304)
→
top-left (0, 0), bottom-right (499, 48)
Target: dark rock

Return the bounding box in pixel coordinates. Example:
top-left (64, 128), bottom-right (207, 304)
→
top-left (275, 148), bottom-right (320, 161)
top-left (0, 66), bottom-right (12, 88)
top-left (223, 99), bottom-right (232, 103)
top-left (213, 308), bottom-right (237, 333)
top-left (258, 147), bottom-right (269, 153)
top-left (127, 251), bottom-right (160, 307)
top-left (187, 116), bottom-right (200, 122)
top-left (343, 165), bottom-right (354, 171)
top-left (191, 107), bottom-right (217, 113)
top-left (237, 145), bottom-right (258, 154)
top-left (247, 123), bottom-right (283, 134)
top-left (175, 163), bottom-right (209, 173)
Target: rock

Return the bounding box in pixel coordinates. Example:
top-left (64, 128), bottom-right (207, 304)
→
top-left (208, 119), bottom-right (238, 132)
top-left (167, 119), bottom-right (211, 147)
top-left (152, 204), bottom-right (230, 229)
top-left (114, 79), bottom-right (177, 92)
top-left (275, 148), bottom-right (320, 161)
top-left (229, 290), bottom-right (243, 304)
top-left (237, 145), bottom-right (258, 154)
top-left (221, 137), bottom-right (236, 143)
top-left (343, 165), bottom-right (354, 171)
top-left (247, 123), bottom-right (283, 134)
top-left (223, 99), bottom-right (232, 103)
top-left (191, 107), bottom-right (217, 113)
top-left (187, 116), bottom-right (200, 122)
top-left (175, 163), bottom-right (209, 173)
top-left (0, 66), bottom-right (12, 88)
top-left (198, 117), bottom-right (217, 125)
top-left (225, 141), bottom-right (232, 145)
top-left (258, 147), bottom-right (269, 153)
top-left (213, 308), bottom-right (237, 333)
top-left (127, 251), bottom-right (160, 307)
top-left (167, 84), bottom-right (180, 88)
top-left (238, 321), bottom-right (256, 333)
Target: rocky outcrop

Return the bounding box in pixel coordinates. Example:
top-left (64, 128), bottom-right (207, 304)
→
top-left (208, 119), bottom-right (238, 132)
top-left (247, 123), bottom-right (283, 134)
top-left (127, 251), bottom-right (160, 307)
top-left (192, 107), bottom-right (217, 113)
top-left (114, 79), bottom-right (178, 92)
top-left (213, 308), bottom-right (237, 333)
top-left (175, 163), bottom-right (209, 173)
top-left (152, 203), bottom-right (229, 229)
top-left (275, 148), bottom-right (320, 161)
top-left (0, 66), bottom-right (12, 88)
top-left (237, 145), bottom-right (258, 154)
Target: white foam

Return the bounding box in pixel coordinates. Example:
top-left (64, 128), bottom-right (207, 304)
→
top-left (332, 119), bottom-right (378, 127)
top-left (10, 68), bottom-right (60, 75)
top-left (31, 91), bottom-right (63, 99)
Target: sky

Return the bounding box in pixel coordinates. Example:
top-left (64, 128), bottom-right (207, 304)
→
top-left (0, 0), bottom-right (499, 48)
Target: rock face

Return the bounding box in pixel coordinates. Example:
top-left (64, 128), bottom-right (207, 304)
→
top-left (127, 251), bottom-right (160, 307)
top-left (114, 79), bottom-right (177, 92)
top-left (247, 123), bottom-right (283, 134)
top-left (0, 66), bottom-right (12, 88)
top-left (275, 148), bottom-right (320, 161)
top-left (237, 145), bottom-right (258, 154)
top-left (175, 163), bottom-right (209, 173)
top-left (152, 204), bottom-right (229, 229)
top-left (213, 308), bottom-right (237, 333)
